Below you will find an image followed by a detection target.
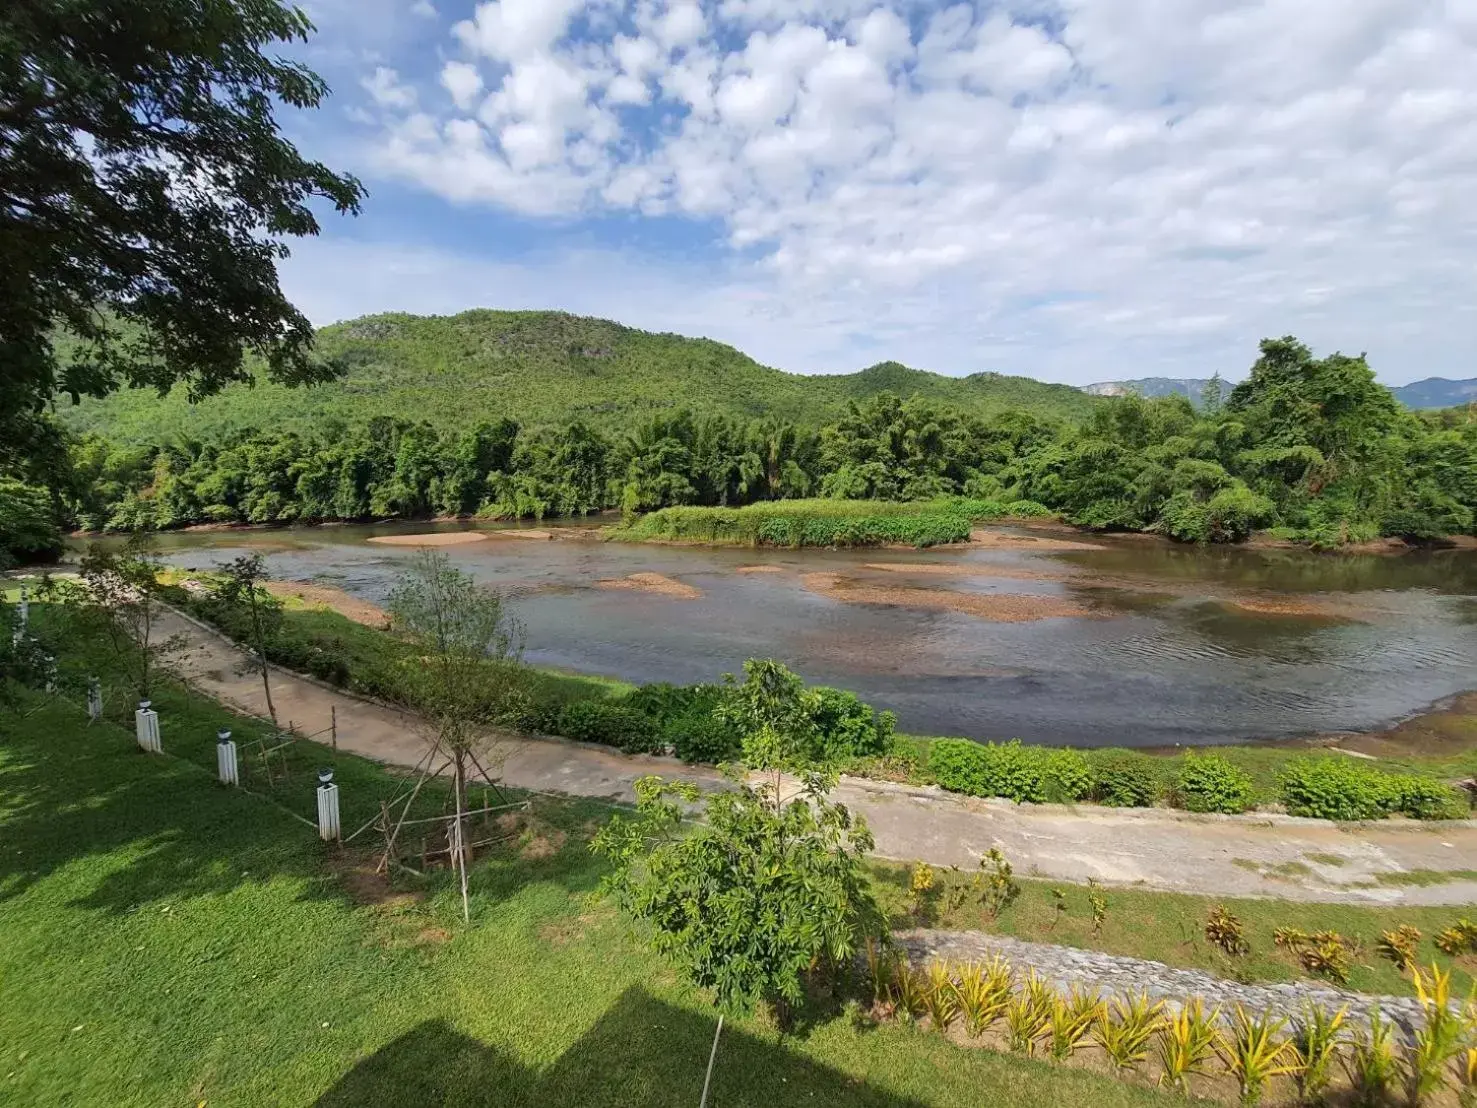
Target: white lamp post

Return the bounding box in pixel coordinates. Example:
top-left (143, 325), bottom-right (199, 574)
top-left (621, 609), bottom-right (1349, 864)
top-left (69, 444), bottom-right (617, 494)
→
top-left (217, 729), bottom-right (239, 786)
top-left (316, 768), bottom-right (340, 842)
top-left (135, 699), bottom-right (161, 753)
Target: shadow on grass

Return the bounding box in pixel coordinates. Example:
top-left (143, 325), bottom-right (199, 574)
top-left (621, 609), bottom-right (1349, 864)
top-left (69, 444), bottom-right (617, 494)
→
top-left (0, 696), bottom-right (605, 917)
top-left (315, 987), bottom-right (927, 1108)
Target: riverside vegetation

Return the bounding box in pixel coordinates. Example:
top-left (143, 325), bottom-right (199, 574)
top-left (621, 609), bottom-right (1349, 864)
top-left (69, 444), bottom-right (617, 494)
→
top-left (7, 332), bottom-right (1477, 566)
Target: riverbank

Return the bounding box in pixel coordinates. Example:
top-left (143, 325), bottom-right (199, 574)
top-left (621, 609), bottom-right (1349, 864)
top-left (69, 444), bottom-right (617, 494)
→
top-left (146, 571), bottom-right (1477, 842)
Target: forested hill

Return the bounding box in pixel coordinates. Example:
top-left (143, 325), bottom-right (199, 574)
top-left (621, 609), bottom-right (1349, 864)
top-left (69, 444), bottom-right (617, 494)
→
top-left (55, 309), bottom-right (1098, 444)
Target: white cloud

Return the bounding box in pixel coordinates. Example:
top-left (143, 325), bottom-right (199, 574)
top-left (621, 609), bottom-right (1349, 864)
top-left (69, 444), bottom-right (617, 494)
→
top-left (361, 66), bottom-right (416, 109)
top-left (453, 0), bottom-right (587, 63)
top-left (439, 61), bottom-right (483, 109)
top-left (410, 0), bottom-right (436, 17)
top-left (345, 0), bottom-right (1477, 382)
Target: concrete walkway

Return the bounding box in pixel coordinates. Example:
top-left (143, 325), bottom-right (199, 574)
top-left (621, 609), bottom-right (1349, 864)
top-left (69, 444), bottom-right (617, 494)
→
top-left (159, 609), bottom-right (1477, 907)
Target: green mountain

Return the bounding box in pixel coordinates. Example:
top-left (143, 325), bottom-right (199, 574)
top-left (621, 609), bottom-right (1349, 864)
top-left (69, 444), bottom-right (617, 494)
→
top-left (55, 309), bottom-right (1097, 443)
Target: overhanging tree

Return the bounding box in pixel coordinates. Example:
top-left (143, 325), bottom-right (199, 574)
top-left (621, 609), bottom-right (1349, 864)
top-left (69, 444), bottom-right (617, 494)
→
top-left (0, 0), bottom-right (364, 458)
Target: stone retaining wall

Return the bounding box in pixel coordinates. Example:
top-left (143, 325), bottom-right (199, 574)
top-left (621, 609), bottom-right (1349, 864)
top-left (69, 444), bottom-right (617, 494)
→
top-left (893, 930), bottom-right (1441, 1038)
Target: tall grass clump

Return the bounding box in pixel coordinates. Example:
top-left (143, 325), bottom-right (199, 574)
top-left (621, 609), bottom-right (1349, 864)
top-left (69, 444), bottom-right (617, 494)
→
top-left (612, 498), bottom-right (1000, 548)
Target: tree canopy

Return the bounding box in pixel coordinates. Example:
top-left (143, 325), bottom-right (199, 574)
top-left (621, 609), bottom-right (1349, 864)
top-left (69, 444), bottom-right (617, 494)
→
top-left (0, 0), bottom-right (362, 455)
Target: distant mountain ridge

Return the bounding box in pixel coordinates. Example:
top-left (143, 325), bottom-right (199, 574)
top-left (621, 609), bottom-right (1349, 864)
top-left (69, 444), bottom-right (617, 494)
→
top-left (58, 309), bottom-right (1099, 444)
top-left (1083, 376), bottom-right (1476, 411)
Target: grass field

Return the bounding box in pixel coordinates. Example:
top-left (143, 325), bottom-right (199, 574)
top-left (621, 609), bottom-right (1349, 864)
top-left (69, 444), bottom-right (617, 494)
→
top-left (5, 609), bottom-right (1477, 1104)
top-left (2, 688), bottom-right (1175, 1106)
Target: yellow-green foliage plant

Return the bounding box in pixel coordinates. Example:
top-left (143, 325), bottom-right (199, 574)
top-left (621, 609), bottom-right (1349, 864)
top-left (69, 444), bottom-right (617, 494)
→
top-left (865, 937), bottom-right (889, 1008)
top-left (1289, 1004), bottom-right (1346, 1106)
top-left (1340, 1007), bottom-right (1399, 1108)
top-left (1094, 991), bottom-right (1165, 1073)
top-left (1376, 926), bottom-right (1422, 975)
top-left (923, 960), bottom-right (959, 1033)
top-left (1218, 1006), bottom-right (1295, 1107)
top-left (1408, 964), bottom-right (1467, 1106)
top-left (1154, 998), bottom-right (1219, 1094)
top-left (1049, 985), bottom-right (1105, 1062)
top-left (890, 956), bottom-right (929, 1023)
top-left (1005, 971), bottom-right (1055, 1055)
top-left (954, 958), bottom-right (1013, 1038)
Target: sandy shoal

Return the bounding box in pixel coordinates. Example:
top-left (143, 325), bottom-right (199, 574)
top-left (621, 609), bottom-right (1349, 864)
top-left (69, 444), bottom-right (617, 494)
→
top-left (802, 572), bottom-right (1093, 622)
top-left (596, 572), bottom-right (703, 599)
top-left (366, 531), bottom-right (489, 547)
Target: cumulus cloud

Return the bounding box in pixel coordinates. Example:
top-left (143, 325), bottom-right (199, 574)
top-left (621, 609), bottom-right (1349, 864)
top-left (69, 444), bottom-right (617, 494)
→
top-left (345, 0), bottom-right (1477, 382)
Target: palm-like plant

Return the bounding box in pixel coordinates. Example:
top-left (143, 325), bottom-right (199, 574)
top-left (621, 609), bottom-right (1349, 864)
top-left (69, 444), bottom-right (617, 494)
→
top-left (1289, 1004), bottom-right (1346, 1106)
top-left (1050, 986), bottom-right (1105, 1061)
top-left (1408, 964), bottom-right (1467, 1106)
top-left (1218, 1006), bottom-right (1295, 1106)
top-left (1340, 1006), bottom-right (1399, 1108)
top-left (954, 958), bottom-right (1013, 1038)
top-left (1155, 998), bottom-right (1220, 1094)
top-left (890, 956), bottom-right (929, 1023)
top-left (924, 960), bottom-right (959, 1033)
top-left (1005, 971), bottom-right (1055, 1055)
top-left (1094, 991), bottom-right (1165, 1072)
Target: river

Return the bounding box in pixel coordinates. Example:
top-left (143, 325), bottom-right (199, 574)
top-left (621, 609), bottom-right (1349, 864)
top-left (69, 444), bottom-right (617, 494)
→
top-left (114, 521), bottom-right (1477, 749)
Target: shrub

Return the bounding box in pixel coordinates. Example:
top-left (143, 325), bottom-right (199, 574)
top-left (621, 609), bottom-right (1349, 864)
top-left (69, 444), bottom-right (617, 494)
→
top-left (555, 701), bottom-right (663, 754)
top-left (1043, 749), bottom-right (1094, 803)
top-left (621, 681), bottom-right (704, 724)
top-left (1386, 774), bottom-right (1466, 820)
top-left (806, 685), bottom-right (896, 760)
top-left (665, 710), bottom-right (742, 764)
top-left (929, 739), bottom-right (1089, 804)
top-left (1004, 499), bottom-right (1053, 518)
top-left (1278, 758), bottom-right (1393, 821)
top-left (1176, 753), bottom-right (1255, 814)
top-left (1279, 758), bottom-right (1460, 821)
top-left (1089, 752), bottom-right (1163, 808)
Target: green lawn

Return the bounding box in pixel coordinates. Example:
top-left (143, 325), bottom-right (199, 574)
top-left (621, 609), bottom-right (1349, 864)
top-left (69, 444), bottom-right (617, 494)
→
top-left (5, 606), bottom-right (1476, 1105)
top-left (1, 698), bottom-right (1177, 1107)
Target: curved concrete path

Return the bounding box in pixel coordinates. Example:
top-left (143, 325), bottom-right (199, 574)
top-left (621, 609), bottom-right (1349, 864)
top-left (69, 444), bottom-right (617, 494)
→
top-left (158, 609), bottom-right (1477, 906)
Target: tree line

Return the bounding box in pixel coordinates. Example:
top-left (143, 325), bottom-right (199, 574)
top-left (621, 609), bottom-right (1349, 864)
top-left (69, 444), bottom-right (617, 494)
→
top-left (2, 336), bottom-right (1474, 563)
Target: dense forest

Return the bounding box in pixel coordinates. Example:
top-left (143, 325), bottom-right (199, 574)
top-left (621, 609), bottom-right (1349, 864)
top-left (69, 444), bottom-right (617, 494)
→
top-left (3, 333), bottom-right (1472, 565)
top-left (54, 309), bottom-right (1099, 442)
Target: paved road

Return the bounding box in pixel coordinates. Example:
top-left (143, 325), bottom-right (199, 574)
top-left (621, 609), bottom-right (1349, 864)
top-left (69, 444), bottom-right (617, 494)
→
top-left (159, 609), bottom-right (1477, 906)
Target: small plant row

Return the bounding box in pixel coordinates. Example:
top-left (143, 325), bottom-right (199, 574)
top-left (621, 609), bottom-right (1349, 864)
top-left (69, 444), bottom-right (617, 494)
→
top-left (926, 739), bottom-right (1469, 820)
top-left (867, 948), bottom-right (1477, 1107)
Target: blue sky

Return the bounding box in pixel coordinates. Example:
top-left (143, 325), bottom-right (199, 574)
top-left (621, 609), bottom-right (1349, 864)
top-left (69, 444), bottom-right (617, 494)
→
top-left (274, 0), bottom-right (1477, 385)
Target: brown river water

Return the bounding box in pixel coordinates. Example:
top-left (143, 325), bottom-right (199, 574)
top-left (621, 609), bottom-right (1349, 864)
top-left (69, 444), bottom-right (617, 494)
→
top-left (109, 521), bottom-right (1477, 749)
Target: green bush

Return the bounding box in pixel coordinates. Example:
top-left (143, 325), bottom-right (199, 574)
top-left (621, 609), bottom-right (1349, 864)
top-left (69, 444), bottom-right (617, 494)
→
top-left (1175, 753), bottom-right (1255, 813)
top-left (1386, 774), bottom-right (1466, 820)
top-left (555, 701), bottom-right (663, 754)
top-left (615, 500), bottom-right (973, 548)
top-left (1043, 749), bottom-right (1094, 803)
top-left (1278, 758), bottom-right (1392, 821)
top-left (1004, 499), bottom-right (1053, 518)
top-left (806, 685), bottom-right (896, 760)
top-left (1088, 752), bottom-right (1163, 808)
top-left (666, 711), bottom-right (742, 764)
top-left (928, 740), bottom-right (1091, 805)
